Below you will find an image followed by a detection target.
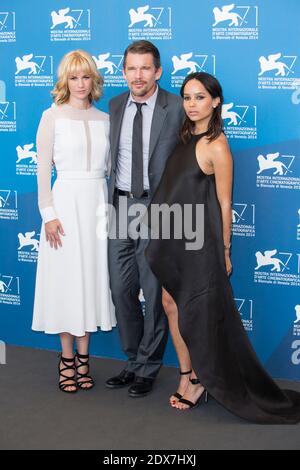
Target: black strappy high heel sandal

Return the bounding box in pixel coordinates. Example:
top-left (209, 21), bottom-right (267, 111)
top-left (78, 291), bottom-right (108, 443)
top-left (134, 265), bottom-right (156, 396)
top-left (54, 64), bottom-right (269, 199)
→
top-left (75, 351), bottom-right (95, 390)
top-left (170, 369), bottom-right (192, 402)
top-left (58, 355), bottom-right (77, 393)
top-left (177, 378), bottom-right (208, 409)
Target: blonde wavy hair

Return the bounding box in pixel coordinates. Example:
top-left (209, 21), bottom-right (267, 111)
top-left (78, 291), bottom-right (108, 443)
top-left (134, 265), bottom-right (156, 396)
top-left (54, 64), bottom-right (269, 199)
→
top-left (52, 50), bottom-right (103, 105)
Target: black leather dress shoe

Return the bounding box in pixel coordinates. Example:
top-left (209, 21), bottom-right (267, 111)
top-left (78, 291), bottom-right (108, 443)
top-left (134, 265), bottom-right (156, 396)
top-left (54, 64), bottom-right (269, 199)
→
top-left (128, 377), bottom-right (153, 397)
top-left (105, 370), bottom-right (135, 389)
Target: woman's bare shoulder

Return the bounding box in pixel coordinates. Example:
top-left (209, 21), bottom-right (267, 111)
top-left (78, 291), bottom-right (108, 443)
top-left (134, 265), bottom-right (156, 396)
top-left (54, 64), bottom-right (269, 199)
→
top-left (207, 132), bottom-right (229, 153)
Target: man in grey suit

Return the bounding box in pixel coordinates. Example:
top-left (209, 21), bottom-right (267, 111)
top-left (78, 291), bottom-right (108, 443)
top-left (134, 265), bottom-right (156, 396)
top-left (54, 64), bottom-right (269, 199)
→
top-left (106, 40), bottom-right (184, 397)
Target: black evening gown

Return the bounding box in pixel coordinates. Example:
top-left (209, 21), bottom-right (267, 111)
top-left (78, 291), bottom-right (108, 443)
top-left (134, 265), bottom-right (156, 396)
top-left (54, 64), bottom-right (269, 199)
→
top-left (145, 132), bottom-right (300, 424)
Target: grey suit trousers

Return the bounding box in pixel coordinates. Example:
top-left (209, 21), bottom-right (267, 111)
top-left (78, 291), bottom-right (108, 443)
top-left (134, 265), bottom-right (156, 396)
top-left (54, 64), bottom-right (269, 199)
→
top-left (108, 193), bottom-right (168, 380)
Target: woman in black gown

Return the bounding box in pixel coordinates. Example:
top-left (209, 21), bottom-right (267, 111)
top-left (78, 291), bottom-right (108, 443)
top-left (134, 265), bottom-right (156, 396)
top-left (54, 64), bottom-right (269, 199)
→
top-left (145, 72), bottom-right (300, 424)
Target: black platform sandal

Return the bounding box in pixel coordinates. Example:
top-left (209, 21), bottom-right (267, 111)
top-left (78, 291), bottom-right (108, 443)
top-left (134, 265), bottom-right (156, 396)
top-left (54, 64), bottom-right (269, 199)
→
top-left (170, 369), bottom-right (192, 402)
top-left (177, 378), bottom-right (208, 409)
top-left (58, 355), bottom-right (77, 393)
top-left (75, 351), bottom-right (94, 390)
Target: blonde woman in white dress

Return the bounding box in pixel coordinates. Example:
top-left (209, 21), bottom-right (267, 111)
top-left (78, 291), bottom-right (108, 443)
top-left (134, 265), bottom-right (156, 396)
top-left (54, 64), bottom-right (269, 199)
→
top-left (32, 50), bottom-right (116, 393)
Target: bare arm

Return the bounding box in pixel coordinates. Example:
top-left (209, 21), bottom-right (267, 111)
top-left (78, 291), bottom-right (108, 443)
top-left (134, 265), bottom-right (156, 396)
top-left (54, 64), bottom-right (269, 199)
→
top-left (210, 135), bottom-right (233, 274)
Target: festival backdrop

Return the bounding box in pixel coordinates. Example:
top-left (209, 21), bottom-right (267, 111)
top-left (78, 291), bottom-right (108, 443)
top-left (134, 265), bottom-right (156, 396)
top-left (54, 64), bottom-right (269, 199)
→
top-left (0, 0), bottom-right (299, 380)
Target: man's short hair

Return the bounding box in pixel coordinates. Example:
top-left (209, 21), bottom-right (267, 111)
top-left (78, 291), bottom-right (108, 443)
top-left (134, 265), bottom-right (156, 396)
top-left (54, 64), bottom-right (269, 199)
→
top-left (123, 40), bottom-right (161, 69)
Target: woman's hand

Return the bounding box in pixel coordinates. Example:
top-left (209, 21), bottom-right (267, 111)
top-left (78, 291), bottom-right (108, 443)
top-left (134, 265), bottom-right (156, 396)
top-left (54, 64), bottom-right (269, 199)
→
top-left (45, 219), bottom-right (65, 249)
top-left (225, 250), bottom-right (232, 276)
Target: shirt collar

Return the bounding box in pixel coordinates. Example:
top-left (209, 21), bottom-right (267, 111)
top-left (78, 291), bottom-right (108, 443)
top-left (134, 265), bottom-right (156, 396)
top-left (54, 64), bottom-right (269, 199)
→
top-left (127, 85), bottom-right (158, 110)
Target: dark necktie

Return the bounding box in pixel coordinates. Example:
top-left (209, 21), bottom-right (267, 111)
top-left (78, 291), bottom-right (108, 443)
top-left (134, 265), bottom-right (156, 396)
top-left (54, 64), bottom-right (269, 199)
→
top-left (131, 102), bottom-right (146, 198)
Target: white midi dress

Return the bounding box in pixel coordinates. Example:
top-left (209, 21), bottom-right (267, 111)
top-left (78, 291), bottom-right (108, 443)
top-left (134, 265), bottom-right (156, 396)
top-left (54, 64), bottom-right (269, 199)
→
top-left (32, 103), bottom-right (116, 336)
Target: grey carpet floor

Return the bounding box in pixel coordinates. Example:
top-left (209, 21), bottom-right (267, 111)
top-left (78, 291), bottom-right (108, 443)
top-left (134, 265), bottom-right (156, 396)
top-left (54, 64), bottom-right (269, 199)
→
top-left (0, 345), bottom-right (299, 450)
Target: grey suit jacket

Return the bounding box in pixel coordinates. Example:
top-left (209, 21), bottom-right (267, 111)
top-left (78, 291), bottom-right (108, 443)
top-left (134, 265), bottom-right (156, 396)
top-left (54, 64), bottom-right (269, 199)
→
top-left (108, 87), bottom-right (184, 204)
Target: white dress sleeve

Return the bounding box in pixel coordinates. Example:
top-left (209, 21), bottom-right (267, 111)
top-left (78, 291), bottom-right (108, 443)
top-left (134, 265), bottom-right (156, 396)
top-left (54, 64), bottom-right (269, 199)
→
top-left (105, 146), bottom-right (112, 178)
top-left (105, 119), bottom-right (111, 177)
top-left (36, 109), bottom-right (58, 223)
